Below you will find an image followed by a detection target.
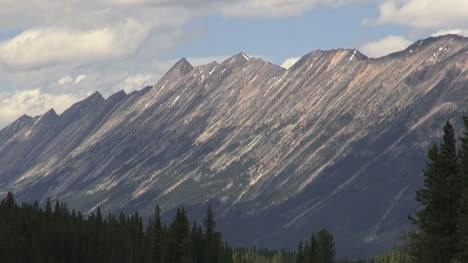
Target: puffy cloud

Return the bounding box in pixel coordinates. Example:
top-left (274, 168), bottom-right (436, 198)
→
top-left (0, 89), bottom-right (79, 126)
top-left (281, 57), bottom-right (301, 69)
top-left (55, 74), bottom-right (87, 86)
top-left (74, 75), bottom-right (87, 84)
top-left (0, 0), bottom-right (359, 32)
top-left (0, 19), bottom-right (150, 71)
top-left (431, 28), bottom-right (468, 37)
top-left (0, 0), bottom-right (362, 73)
top-left (58, 76), bottom-right (73, 85)
top-left (219, 0), bottom-right (360, 18)
top-left (360, 35), bottom-right (412, 58)
top-left (371, 0), bottom-right (468, 28)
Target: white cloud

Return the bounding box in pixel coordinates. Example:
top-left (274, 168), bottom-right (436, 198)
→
top-left (74, 75), bottom-right (87, 84)
top-left (281, 57), bottom-right (301, 69)
top-left (114, 74), bottom-right (156, 93)
top-left (58, 76), bottom-right (73, 85)
top-left (372, 0), bottom-right (468, 28)
top-left (360, 35), bottom-right (412, 58)
top-left (431, 28), bottom-right (468, 37)
top-left (0, 0), bottom-right (359, 33)
top-left (219, 0), bottom-right (361, 18)
top-left (0, 89), bottom-right (79, 126)
top-left (0, 19), bottom-right (150, 71)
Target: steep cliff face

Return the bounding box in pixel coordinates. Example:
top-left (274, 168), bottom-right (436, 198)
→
top-left (1, 35), bottom-right (467, 256)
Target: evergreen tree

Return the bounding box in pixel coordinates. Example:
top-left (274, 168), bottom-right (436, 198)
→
top-left (309, 233), bottom-right (318, 263)
top-left (409, 121), bottom-right (461, 263)
top-left (297, 241), bottom-right (304, 263)
top-left (204, 204), bottom-right (218, 263)
top-left (204, 204), bottom-right (215, 241)
top-left (151, 205), bottom-right (163, 263)
top-left (457, 116), bottom-right (468, 262)
top-left (315, 228), bottom-right (335, 263)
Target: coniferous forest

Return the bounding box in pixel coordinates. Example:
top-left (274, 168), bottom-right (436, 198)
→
top-left (0, 116), bottom-right (467, 263)
top-left (0, 191), bottom-right (338, 263)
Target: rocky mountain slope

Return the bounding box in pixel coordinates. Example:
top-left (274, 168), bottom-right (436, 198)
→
top-left (1, 34), bottom-right (467, 256)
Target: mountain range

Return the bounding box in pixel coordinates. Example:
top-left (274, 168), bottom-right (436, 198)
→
top-left (0, 34), bottom-right (467, 257)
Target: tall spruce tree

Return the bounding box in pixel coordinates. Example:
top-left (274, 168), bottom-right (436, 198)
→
top-left (315, 228), bottom-right (335, 263)
top-left (297, 241), bottom-right (304, 263)
top-left (457, 116), bottom-right (468, 262)
top-left (410, 121), bottom-right (460, 263)
top-left (309, 233), bottom-right (318, 263)
top-left (204, 204), bottom-right (218, 263)
top-left (151, 205), bottom-right (163, 263)
top-left (204, 204), bottom-right (215, 241)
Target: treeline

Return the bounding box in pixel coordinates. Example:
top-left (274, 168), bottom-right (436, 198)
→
top-left (0, 193), bottom-right (335, 263)
top-left (0, 191), bottom-right (338, 263)
top-left (0, 194), bottom-right (231, 263)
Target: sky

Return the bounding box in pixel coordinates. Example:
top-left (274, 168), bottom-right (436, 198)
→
top-left (0, 0), bottom-right (467, 127)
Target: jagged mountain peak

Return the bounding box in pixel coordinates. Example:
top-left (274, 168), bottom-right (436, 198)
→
top-left (365, 34), bottom-right (468, 60)
top-left (347, 49), bottom-right (368, 61)
top-left (169, 57), bottom-right (194, 76)
top-left (193, 61), bottom-right (218, 71)
top-left (287, 48), bottom-right (367, 71)
top-left (236, 52), bottom-right (251, 61)
top-left (68, 92), bottom-right (104, 109)
top-left (31, 108), bottom-right (58, 128)
top-left (106, 90), bottom-right (127, 103)
top-left (85, 91), bottom-right (104, 102)
top-left (223, 52), bottom-right (252, 64)
top-left (59, 92), bottom-right (105, 120)
top-left (43, 108), bottom-right (58, 117)
top-left (17, 114), bottom-right (33, 122)
top-left (153, 58), bottom-right (194, 88)
top-left (409, 34), bottom-right (468, 51)
top-left (0, 114), bottom-right (36, 143)
top-left (0, 114), bottom-right (33, 133)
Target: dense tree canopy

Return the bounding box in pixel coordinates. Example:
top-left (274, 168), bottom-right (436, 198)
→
top-left (0, 192), bottom-right (332, 263)
top-left (0, 195), bottom-right (232, 263)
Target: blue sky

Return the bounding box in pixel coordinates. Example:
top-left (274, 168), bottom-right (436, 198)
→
top-left (0, 0), bottom-right (467, 127)
top-left (171, 3), bottom-right (407, 64)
